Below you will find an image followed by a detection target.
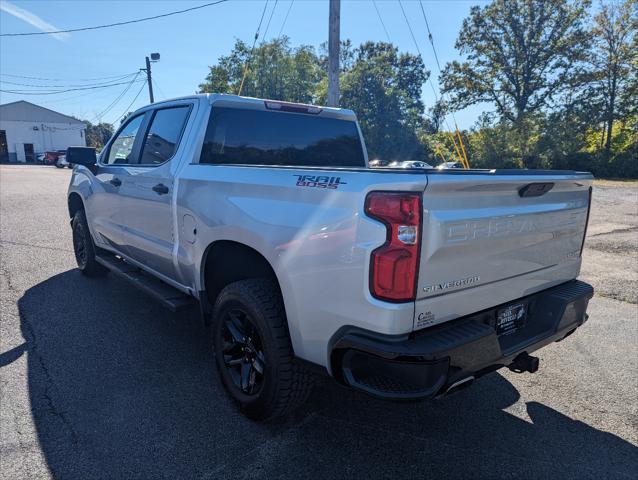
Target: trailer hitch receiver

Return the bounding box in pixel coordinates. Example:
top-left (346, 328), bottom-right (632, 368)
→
top-left (508, 352), bottom-right (539, 373)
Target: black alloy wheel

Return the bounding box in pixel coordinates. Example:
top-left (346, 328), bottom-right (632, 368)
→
top-left (211, 279), bottom-right (314, 420)
top-left (73, 220), bottom-right (88, 268)
top-left (221, 308), bottom-right (266, 396)
top-left (71, 209), bottom-right (107, 277)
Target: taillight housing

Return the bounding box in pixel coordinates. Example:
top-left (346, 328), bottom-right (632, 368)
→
top-left (365, 192), bottom-right (422, 302)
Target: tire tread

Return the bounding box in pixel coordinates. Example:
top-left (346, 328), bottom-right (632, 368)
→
top-left (213, 278), bottom-right (313, 419)
top-left (72, 209), bottom-right (107, 277)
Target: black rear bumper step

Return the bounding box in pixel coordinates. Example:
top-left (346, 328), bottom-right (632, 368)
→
top-left (330, 280), bottom-right (594, 400)
top-left (96, 253), bottom-right (196, 312)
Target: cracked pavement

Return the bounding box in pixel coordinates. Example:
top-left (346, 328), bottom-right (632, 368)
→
top-left (1, 166), bottom-right (637, 479)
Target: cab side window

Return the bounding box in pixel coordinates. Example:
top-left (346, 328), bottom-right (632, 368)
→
top-left (105, 114), bottom-right (144, 165)
top-left (139, 106), bottom-right (190, 165)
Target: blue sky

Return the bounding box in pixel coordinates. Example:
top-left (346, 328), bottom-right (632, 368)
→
top-left (0, 0), bottom-right (489, 128)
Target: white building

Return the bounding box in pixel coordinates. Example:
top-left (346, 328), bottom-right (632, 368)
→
top-left (0, 101), bottom-right (86, 163)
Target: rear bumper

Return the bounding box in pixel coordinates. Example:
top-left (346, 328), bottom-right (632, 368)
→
top-left (330, 280), bottom-right (594, 400)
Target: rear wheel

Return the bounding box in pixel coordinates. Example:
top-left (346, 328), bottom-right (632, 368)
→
top-left (72, 209), bottom-right (107, 277)
top-left (212, 279), bottom-right (313, 420)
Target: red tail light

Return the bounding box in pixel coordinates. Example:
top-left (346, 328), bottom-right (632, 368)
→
top-left (365, 192), bottom-right (422, 302)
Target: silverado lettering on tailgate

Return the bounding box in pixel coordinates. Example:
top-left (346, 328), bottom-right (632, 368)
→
top-left (423, 275), bottom-right (481, 294)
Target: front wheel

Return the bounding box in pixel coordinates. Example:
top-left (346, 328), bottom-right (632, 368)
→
top-left (212, 279), bottom-right (313, 420)
top-left (72, 210), bottom-right (107, 277)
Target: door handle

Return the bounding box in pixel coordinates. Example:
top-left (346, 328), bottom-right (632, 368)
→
top-left (152, 183), bottom-right (169, 195)
top-left (109, 178), bottom-right (122, 187)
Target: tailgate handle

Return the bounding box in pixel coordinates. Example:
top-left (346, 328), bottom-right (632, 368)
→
top-left (519, 182), bottom-right (554, 197)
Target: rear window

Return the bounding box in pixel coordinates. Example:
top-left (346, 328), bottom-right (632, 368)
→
top-left (199, 107), bottom-right (365, 167)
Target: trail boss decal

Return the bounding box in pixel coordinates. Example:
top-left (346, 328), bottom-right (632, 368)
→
top-left (294, 175), bottom-right (347, 189)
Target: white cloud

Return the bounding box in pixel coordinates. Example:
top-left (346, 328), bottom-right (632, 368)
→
top-left (0, 0), bottom-right (70, 41)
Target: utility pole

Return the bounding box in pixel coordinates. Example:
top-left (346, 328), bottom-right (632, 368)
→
top-left (142, 53), bottom-right (160, 103)
top-left (327, 0), bottom-right (340, 107)
top-left (145, 56), bottom-right (154, 103)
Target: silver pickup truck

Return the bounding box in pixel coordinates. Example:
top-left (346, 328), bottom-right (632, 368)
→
top-left (66, 94), bottom-right (594, 420)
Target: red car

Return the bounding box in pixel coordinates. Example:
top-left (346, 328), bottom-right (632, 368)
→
top-left (41, 150), bottom-right (69, 168)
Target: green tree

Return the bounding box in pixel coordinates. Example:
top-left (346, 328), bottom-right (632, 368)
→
top-left (321, 42), bottom-right (430, 161)
top-left (199, 37), bottom-right (323, 104)
top-left (423, 100), bottom-right (447, 134)
top-left (442, 0), bottom-right (590, 122)
top-left (440, 0), bottom-right (590, 166)
top-left (83, 121), bottom-right (113, 150)
top-left (588, 0), bottom-right (637, 152)
top-left (201, 39), bottom-right (430, 162)
top-left (621, 8), bottom-right (638, 119)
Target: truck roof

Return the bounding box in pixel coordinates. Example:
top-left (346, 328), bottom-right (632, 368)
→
top-left (134, 93), bottom-right (357, 121)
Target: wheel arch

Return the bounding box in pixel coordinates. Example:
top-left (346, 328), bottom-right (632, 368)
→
top-left (68, 191), bottom-right (84, 219)
top-left (200, 240), bottom-right (285, 316)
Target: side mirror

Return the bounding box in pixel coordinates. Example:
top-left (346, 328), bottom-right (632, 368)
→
top-left (66, 146), bottom-right (97, 167)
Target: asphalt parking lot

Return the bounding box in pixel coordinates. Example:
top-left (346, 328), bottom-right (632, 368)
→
top-left (1, 165), bottom-right (636, 479)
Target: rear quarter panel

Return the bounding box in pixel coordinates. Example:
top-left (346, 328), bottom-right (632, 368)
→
top-left (175, 165), bottom-right (428, 368)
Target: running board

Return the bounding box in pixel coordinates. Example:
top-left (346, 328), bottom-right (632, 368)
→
top-left (95, 253), bottom-right (196, 312)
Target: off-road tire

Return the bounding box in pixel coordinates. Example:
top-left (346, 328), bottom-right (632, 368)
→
top-left (212, 278), bottom-right (314, 420)
top-left (72, 209), bottom-right (107, 277)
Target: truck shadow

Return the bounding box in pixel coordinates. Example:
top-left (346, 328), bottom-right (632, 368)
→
top-left (15, 270), bottom-right (637, 479)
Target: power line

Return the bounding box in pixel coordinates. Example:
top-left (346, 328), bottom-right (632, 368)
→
top-left (416, 0), bottom-right (456, 123)
top-left (418, 0), bottom-right (443, 72)
top-left (238, 1), bottom-right (270, 95)
top-left (397, 0), bottom-right (423, 58)
top-left (0, 72), bottom-right (139, 82)
top-left (417, 0), bottom-right (468, 167)
top-left (397, 0), bottom-right (466, 166)
top-left (152, 79), bottom-right (167, 100)
top-left (372, 0), bottom-right (391, 43)
top-left (397, 0), bottom-right (439, 102)
top-left (397, 0), bottom-right (458, 149)
top-left (114, 80), bottom-right (148, 124)
top-left (91, 73), bottom-right (142, 123)
top-left (29, 81), bottom-right (136, 108)
top-left (277, 0), bottom-right (295, 38)
top-left (0, 73), bottom-right (139, 89)
top-left (0, 79), bottom-right (145, 96)
top-left (0, 0), bottom-right (230, 37)
top-left (261, 0), bottom-right (279, 43)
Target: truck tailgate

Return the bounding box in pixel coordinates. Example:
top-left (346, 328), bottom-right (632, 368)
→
top-left (414, 172), bottom-right (592, 330)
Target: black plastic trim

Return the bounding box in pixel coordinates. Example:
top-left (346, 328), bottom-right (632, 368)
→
top-left (193, 163), bottom-right (594, 177)
top-left (135, 104), bottom-right (193, 167)
top-left (580, 186), bottom-right (593, 255)
top-left (330, 280), bottom-right (594, 400)
top-left (518, 182), bottom-right (554, 197)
